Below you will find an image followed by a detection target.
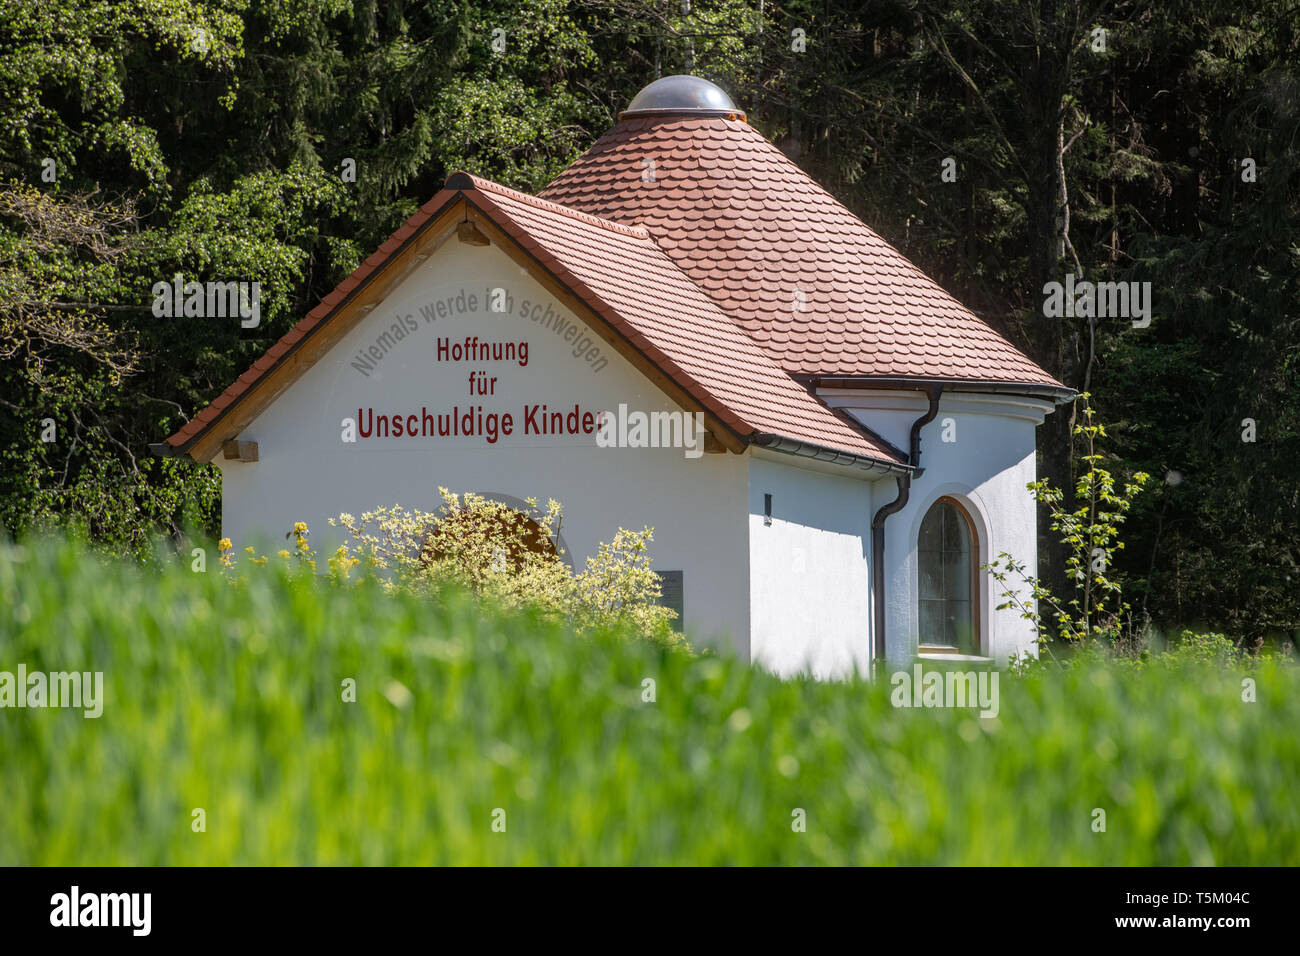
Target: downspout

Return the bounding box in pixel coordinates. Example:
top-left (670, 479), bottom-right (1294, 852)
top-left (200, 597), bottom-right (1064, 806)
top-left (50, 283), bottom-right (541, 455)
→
top-left (870, 385), bottom-right (943, 675)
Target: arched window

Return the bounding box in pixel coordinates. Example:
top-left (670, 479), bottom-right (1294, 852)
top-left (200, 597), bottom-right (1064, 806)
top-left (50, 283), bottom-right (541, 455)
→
top-left (419, 503), bottom-right (559, 570)
top-left (918, 497), bottom-right (978, 654)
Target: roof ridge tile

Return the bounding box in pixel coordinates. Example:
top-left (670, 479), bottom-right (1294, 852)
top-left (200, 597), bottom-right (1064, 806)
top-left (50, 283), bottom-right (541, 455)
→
top-left (454, 172), bottom-right (651, 240)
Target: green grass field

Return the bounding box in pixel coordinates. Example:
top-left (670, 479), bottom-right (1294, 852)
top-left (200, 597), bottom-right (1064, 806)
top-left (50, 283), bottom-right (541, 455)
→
top-left (1, 538), bottom-right (1297, 865)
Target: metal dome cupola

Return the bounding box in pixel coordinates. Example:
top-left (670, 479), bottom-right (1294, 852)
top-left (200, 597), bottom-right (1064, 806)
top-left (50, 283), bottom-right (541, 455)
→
top-left (620, 75), bottom-right (746, 121)
top-left (540, 81), bottom-right (1067, 388)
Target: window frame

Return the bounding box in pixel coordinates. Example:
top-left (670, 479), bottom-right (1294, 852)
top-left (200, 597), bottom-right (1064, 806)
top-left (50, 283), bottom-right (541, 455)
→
top-left (916, 495), bottom-right (981, 656)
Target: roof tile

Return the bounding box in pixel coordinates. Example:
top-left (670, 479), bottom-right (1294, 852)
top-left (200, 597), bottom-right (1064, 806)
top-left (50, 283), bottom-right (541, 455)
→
top-left (464, 176), bottom-right (901, 464)
top-left (540, 116), bottom-right (1059, 388)
top-left (165, 110), bottom-right (1060, 464)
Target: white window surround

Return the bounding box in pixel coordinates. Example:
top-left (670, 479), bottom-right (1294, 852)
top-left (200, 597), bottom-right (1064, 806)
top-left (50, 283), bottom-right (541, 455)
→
top-left (903, 483), bottom-right (994, 661)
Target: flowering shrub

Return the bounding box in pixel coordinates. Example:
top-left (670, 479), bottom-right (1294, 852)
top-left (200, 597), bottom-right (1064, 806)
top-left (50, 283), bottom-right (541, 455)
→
top-left (333, 492), bottom-right (569, 606)
top-left (225, 489), bottom-right (686, 648)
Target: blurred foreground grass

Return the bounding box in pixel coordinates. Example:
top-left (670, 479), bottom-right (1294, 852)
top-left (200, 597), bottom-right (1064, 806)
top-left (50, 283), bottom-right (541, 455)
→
top-left (1, 538), bottom-right (1297, 865)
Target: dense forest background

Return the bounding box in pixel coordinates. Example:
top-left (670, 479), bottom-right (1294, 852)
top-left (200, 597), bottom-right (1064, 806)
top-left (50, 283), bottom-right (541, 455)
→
top-left (1, 0), bottom-right (1296, 645)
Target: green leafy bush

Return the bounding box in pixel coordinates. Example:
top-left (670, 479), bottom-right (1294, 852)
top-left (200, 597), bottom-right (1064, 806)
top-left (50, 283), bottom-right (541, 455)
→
top-left (320, 489), bottom-right (682, 648)
top-left (1162, 630), bottom-right (1248, 668)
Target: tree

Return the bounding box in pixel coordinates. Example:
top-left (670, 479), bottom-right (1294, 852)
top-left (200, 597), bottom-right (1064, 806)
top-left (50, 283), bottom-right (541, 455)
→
top-left (987, 394), bottom-right (1150, 654)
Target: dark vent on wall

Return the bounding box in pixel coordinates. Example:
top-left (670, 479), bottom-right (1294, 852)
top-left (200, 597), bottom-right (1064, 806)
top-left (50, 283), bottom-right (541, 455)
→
top-left (655, 570), bottom-right (684, 629)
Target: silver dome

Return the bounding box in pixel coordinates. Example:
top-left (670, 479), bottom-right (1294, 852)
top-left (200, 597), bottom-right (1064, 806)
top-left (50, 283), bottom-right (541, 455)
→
top-left (621, 75), bottom-right (745, 119)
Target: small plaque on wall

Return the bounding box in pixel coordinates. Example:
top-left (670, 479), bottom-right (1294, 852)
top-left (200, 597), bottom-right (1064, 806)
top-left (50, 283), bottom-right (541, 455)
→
top-left (655, 570), bottom-right (684, 629)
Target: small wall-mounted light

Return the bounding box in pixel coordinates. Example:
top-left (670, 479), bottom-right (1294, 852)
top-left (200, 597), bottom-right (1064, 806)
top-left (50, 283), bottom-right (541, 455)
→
top-left (457, 220), bottom-right (490, 246)
top-left (764, 493), bottom-right (773, 526)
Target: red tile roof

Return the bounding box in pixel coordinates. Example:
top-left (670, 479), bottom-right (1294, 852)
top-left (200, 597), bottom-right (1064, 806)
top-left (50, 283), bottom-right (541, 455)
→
top-left (162, 188), bottom-right (461, 451)
top-left (539, 116), bottom-right (1063, 388)
top-left (462, 175), bottom-right (905, 465)
top-left (162, 175), bottom-right (907, 469)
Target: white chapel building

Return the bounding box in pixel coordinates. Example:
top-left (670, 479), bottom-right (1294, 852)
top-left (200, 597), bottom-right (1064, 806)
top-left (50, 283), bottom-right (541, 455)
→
top-left (155, 76), bottom-right (1073, 677)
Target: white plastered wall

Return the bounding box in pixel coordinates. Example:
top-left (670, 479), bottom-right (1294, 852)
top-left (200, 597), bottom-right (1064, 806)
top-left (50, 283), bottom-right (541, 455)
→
top-left (746, 450), bottom-right (874, 680)
top-left (824, 389), bottom-right (1056, 667)
top-left (217, 236), bottom-right (751, 652)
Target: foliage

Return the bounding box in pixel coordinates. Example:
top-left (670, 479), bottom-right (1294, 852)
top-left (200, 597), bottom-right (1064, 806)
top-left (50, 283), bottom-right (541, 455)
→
top-left (0, 0), bottom-right (1296, 641)
top-left (1161, 630), bottom-right (1252, 669)
top-left (987, 394), bottom-right (1149, 653)
top-left (0, 183), bottom-right (142, 382)
top-left (726, 0), bottom-right (1300, 642)
top-left (2, 537), bottom-right (1297, 865)
top-left (0, 0), bottom-right (242, 194)
top-left (323, 489), bottom-right (683, 647)
top-left (0, 0), bottom-right (604, 552)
